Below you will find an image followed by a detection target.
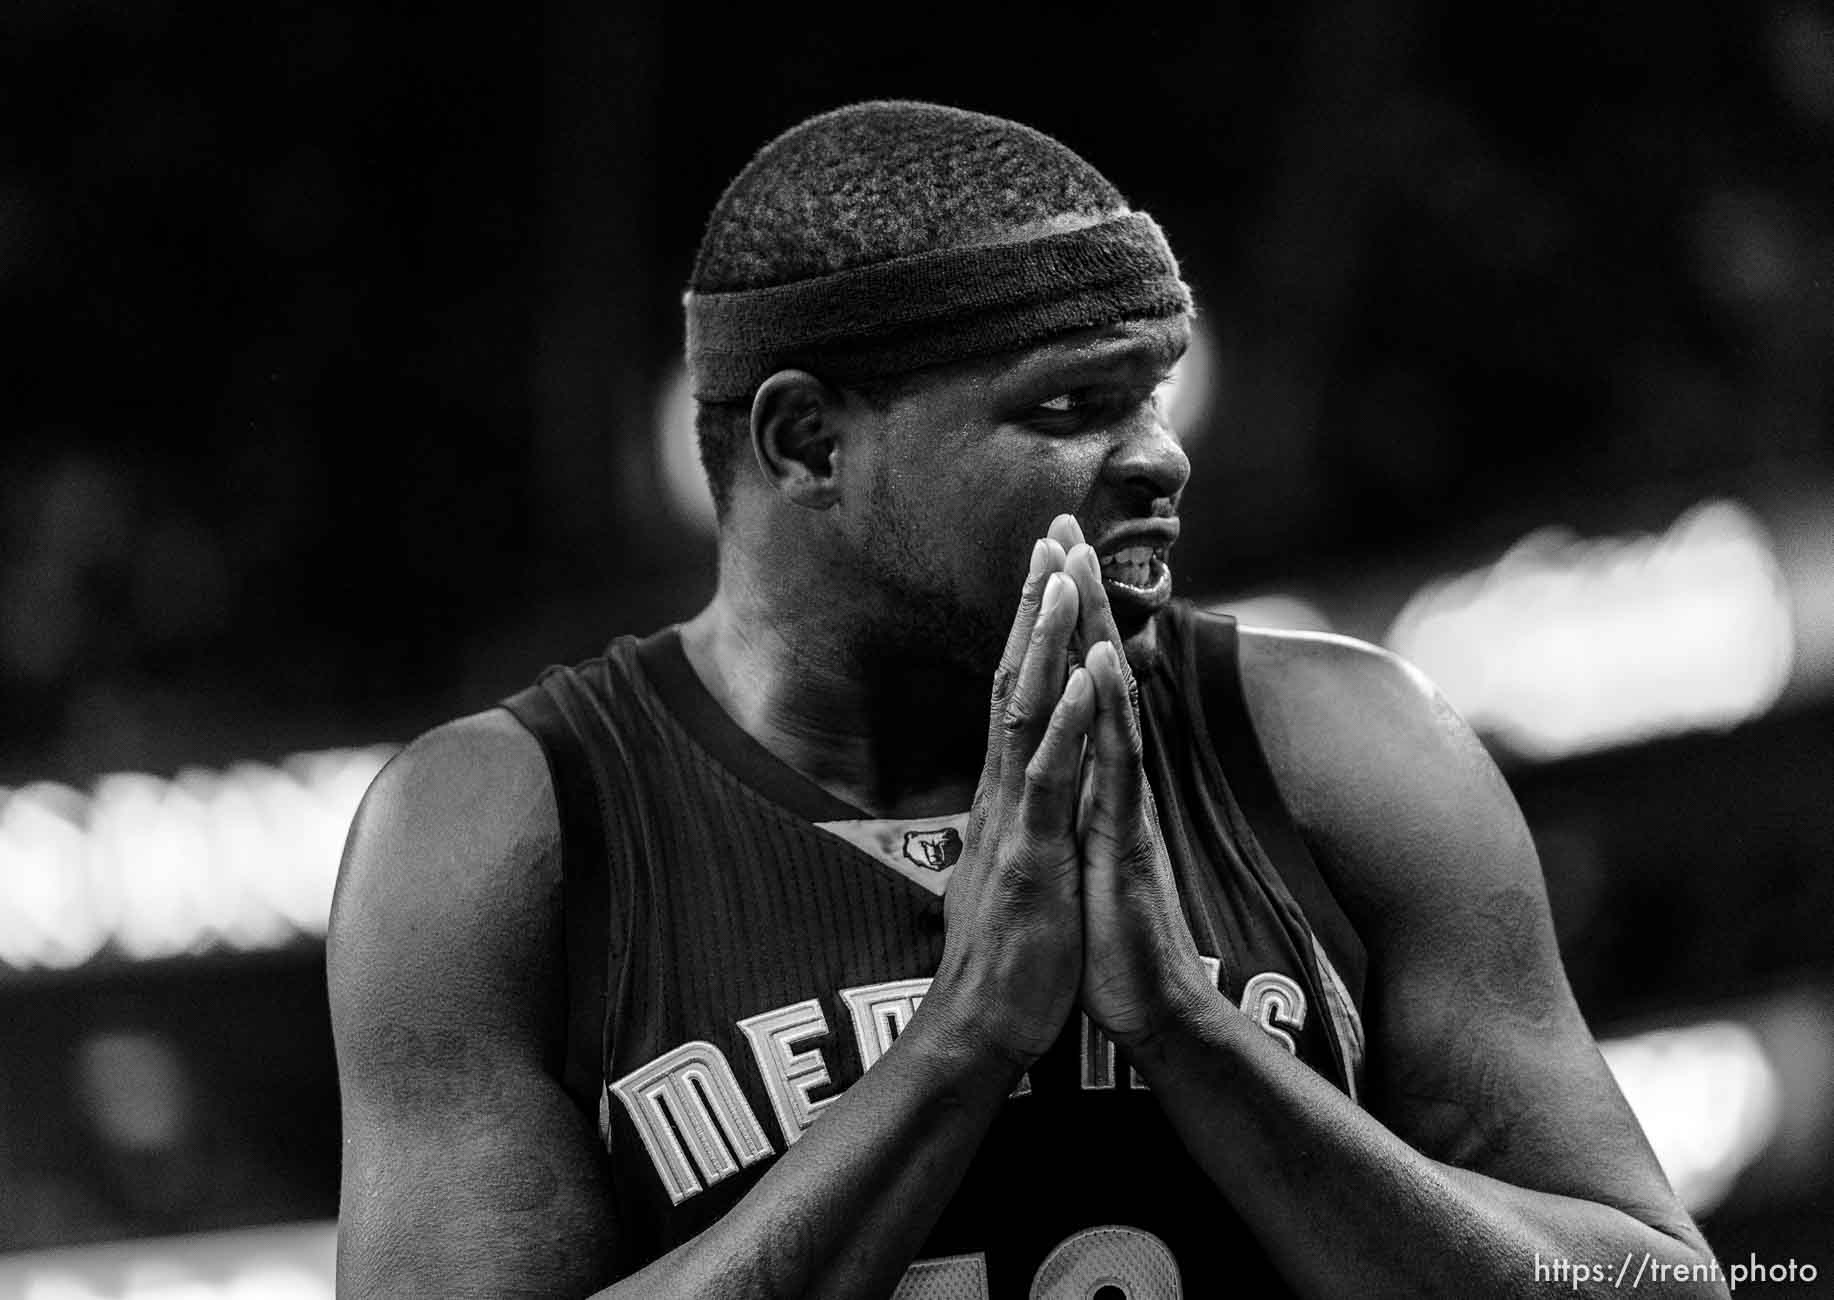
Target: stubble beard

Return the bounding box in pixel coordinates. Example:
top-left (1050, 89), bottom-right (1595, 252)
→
top-left (849, 467), bottom-right (1014, 683)
top-left (851, 546), bottom-right (1010, 683)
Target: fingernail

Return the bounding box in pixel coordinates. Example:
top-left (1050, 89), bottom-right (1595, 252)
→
top-left (1065, 666), bottom-right (1089, 699)
top-left (1029, 538), bottom-right (1048, 579)
top-left (1042, 571), bottom-right (1069, 610)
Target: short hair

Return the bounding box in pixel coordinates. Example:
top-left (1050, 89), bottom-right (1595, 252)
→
top-left (690, 101), bottom-right (1128, 519)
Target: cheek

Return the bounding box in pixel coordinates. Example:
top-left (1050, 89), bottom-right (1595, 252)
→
top-left (895, 430), bottom-right (1102, 574)
top-left (986, 445), bottom-right (1105, 537)
top-left (960, 452), bottom-right (1100, 584)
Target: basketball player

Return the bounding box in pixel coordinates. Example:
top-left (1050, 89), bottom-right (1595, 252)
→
top-left (328, 103), bottom-right (1724, 1297)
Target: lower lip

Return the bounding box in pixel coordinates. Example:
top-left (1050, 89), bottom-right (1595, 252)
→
top-left (1102, 559), bottom-right (1173, 619)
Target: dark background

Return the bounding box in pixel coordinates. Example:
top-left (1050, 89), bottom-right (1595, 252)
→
top-left (2, 0), bottom-right (1830, 1279)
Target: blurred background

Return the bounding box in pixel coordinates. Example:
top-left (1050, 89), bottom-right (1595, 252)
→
top-left (2, 1), bottom-right (1831, 1295)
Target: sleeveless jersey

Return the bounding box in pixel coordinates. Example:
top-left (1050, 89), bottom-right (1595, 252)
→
top-left (503, 603), bottom-right (1367, 1298)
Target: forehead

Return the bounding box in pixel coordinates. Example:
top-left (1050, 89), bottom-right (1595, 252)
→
top-left (899, 315), bottom-right (1191, 405)
top-left (992, 315), bottom-right (1192, 386)
top-left (863, 314), bottom-right (1193, 444)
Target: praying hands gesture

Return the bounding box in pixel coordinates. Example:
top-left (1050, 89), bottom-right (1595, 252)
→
top-left (933, 514), bottom-right (1218, 1075)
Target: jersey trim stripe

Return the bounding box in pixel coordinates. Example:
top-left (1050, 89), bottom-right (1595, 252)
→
top-left (500, 684), bottom-right (612, 1120)
top-left (1185, 613), bottom-right (1368, 1015)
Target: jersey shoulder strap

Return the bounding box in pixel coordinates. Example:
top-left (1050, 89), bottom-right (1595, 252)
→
top-left (1181, 608), bottom-right (1369, 1024)
top-left (501, 665), bottom-right (622, 1127)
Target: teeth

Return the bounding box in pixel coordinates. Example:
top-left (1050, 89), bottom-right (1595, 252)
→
top-left (1100, 542), bottom-right (1159, 586)
top-left (1099, 545), bottom-right (1162, 590)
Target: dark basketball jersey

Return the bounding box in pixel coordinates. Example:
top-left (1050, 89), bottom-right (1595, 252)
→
top-left (503, 603), bottom-right (1368, 1299)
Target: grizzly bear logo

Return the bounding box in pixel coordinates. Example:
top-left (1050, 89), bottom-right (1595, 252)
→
top-left (902, 827), bottom-right (964, 871)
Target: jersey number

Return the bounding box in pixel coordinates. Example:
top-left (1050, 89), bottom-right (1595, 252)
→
top-left (894, 1225), bottom-right (1180, 1299)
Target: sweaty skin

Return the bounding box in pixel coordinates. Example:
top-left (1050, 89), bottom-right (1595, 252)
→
top-left (330, 312), bottom-right (1724, 1296)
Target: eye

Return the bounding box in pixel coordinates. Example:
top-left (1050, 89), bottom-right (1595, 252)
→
top-left (1020, 379), bottom-right (1171, 431)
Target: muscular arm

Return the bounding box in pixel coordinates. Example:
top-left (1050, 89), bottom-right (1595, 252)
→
top-left (1124, 628), bottom-right (1724, 1298)
top-left (330, 711), bottom-right (617, 1297)
top-left (333, 711), bottom-right (1027, 1299)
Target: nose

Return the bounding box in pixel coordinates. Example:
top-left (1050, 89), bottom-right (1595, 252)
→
top-left (1103, 402), bottom-right (1190, 512)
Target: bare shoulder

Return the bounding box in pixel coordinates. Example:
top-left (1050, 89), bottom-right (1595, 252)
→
top-left (322, 704), bottom-right (564, 1122)
top-left (329, 710), bottom-right (619, 1296)
top-left (1231, 625), bottom-right (1531, 933)
top-left (1233, 624), bottom-right (1433, 739)
top-left (328, 705), bottom-right (564, 1092)
top-left (335, 705), bottom-right (558, 911)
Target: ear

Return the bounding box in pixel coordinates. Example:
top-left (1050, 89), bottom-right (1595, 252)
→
top-left (751, 370), bottom-right (845, 510)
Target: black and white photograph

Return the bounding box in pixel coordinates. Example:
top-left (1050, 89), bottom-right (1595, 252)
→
top-left (1, 3), bottom-right (1831, 1296)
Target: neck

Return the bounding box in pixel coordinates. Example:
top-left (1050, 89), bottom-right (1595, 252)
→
top-left (679, 553), bottom-right (988, 819)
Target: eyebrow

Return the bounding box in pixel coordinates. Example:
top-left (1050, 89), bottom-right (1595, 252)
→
top-left (1002, 324), bottom-right (1190, 390)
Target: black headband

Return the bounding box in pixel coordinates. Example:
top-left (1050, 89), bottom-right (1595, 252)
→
top-left (683, 212), bottom-right (1192, 403)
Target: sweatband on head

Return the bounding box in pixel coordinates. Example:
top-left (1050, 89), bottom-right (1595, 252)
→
top-left (683, 211), bottom-right (1193, 404)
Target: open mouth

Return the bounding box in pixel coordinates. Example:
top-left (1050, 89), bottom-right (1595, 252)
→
top-left (1099, 543), bottom-right (1173, 606)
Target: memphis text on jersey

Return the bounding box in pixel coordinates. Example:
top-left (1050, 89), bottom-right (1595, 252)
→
top-left (603, 955), bottom-right (1305, 1206)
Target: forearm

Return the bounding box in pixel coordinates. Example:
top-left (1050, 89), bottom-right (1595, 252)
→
top-left (596, 1007), bottom-right (1021, 1300)
top-left (1134, 990), bottom-right (1725, 1300)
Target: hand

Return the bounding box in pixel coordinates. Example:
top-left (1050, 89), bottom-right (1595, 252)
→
top-left (925, 536), bottom-right (1096, 1067)
top-left (1046, 516), bottom-right (1212, 1053)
